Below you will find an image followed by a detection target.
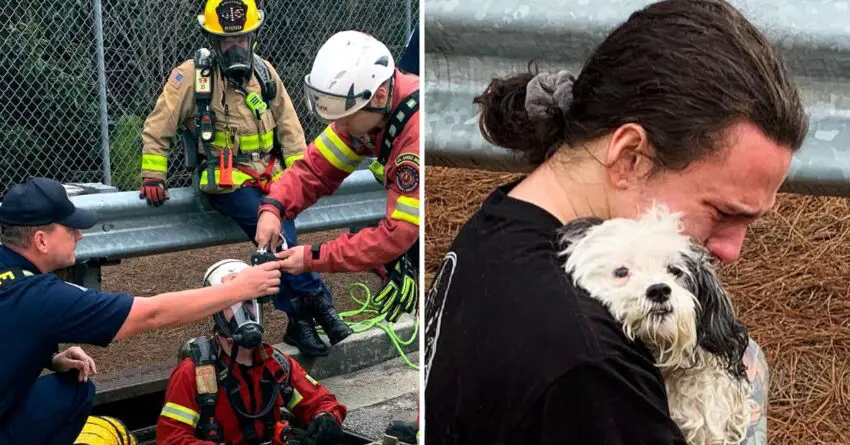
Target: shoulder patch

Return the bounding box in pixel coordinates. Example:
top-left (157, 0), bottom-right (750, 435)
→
top-left (167, 69), bottom-right (185, 90)
top-left (395, 153), bottom-right (420, 167)
top-left (395, 162), bottom-right (419, 193)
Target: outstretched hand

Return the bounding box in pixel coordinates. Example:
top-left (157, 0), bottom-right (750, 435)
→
top-left (231, 261), bottom-right (282, 298)
top-left (275, 246), bottom-right (307, 275)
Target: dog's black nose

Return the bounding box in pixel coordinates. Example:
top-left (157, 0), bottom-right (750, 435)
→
top-left (646, 283), bottom-right (672, 302)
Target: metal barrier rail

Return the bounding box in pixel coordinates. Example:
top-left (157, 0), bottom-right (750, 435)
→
top-left (73, 169), bottom-right (386, 262)
top-left (423, 0), bottom-right (850, 197)
top-left (5, 169), bottom-right (386, 289)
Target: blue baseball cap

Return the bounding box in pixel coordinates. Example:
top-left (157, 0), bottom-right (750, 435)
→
top-left (0, 177), bottom-right (98, 229)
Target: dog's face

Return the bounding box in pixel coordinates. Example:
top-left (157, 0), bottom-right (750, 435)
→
top-left (559, 206), bottom-right (748, 377)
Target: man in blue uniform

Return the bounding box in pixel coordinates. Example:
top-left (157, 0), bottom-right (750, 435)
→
top-left (0, 177), bottom-right (283, 445)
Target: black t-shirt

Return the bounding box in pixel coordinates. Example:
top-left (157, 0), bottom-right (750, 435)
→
top-left (424, 180), bottom-right (686, 445)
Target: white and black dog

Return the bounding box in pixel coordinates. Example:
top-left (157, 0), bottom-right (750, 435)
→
top-left (557, 205), bottom-right (756, 445)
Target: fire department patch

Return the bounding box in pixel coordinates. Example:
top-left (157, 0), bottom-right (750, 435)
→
top-left (395, 163), bottom-right (419, 193)
top-left (216, 0), bottom-right (248, 33)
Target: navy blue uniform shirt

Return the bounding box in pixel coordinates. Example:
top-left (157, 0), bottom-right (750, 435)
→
top-left (0, 246), bottom-right (133, 420)
top-left (398, 23), bottom-right (419, 76)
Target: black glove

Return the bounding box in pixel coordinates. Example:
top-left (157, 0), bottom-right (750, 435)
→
top-left (305, 413), bottom-right (342, 445)
top-left (139, 178), bottom-right (168, 207)
top-left (373, 256), bottom-right (418, 323)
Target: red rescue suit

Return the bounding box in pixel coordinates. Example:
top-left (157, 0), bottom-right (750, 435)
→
top-left (157, 343), bottom-right (346, 445)
top-left (259, 69), bottom-right (420, 273)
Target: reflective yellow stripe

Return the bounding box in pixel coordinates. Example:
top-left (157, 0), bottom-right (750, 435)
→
top-left (272, 170), bottom-right (284, 181)
top-left (141, 154), bottom-right (167, 172)
top-left (213, 131), bottom-right (274, 152)
top-left (287, 388), bottom-right (303, 410)
top-left (391, 196), bottom-right (420, 226)
top-left (160, 402), bottom-right (199, 428)
top-left (284, 153), bottom-right (304, 168)
top-left (314, 127), bottom-right (363, 173)
top-left (199, 168), bottom-right (257, 187)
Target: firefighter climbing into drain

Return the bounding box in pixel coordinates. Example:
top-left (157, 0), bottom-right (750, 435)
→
top-left (138, 0), bottom-right (356, 358)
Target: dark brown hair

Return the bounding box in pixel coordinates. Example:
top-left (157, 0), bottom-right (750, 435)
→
top-left (474, 0), bottom-right (808, 168)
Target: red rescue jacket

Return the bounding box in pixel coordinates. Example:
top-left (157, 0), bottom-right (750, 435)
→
top-left (259, 69), bottom-right (420, 273)
top-left (157, 343), bottom-right (346, 445)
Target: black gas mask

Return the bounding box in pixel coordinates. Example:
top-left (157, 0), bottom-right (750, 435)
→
top-left (211, 34), bottom-right (255, 85)
top-left (204, 259), bottom-right (265, 350)
top-left (213, 300), bottom-right (264, 349)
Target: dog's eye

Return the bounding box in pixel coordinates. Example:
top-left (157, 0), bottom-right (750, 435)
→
top-left (667, 265), bottom-right (683, 278)
top-left (613, 266), bottom-right (629, 278)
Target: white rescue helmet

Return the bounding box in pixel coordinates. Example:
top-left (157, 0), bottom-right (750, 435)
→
top-left (203, 259), bottom-right (264, 348)
top-left (304, 30), bottom-right (396, 121)
top-left (203, 258), bottom-right (250, 286)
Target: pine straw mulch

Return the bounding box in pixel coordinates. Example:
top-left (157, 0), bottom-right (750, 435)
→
top-left (424, 166), bottom-right (850, 445)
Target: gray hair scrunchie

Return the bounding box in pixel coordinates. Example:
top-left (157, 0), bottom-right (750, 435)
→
top-left (525, 70), bottom-right (576, 120)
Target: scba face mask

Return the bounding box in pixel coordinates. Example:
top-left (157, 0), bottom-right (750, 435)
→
top-left (214, 35), bottom-right (254, 85)
top-left (203, 259), bottom-right (265, 349)
top-left (213, 300), bottom-right (264, 349)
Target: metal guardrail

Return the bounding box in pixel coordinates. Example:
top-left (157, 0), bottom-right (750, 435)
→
top-left (73, 169), bottom-right (386, 263)
top-left (0, 169), bottom-right (386, 289)
top-left (423, 0), bottom-right (850, 197)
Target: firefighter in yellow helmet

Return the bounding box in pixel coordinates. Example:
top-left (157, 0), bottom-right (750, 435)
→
top-left (139, 0), bottom-right (350, 358)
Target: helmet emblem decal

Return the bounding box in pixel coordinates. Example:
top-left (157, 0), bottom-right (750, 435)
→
top-left (216, 0), bottom-right (248, 33)
top-left (375, 56), bottom-right (390, 67)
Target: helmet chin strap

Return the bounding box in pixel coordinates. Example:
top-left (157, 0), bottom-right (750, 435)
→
top-left (361, 75), bottom-right (396, 117)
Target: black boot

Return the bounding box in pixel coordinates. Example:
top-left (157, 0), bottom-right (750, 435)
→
top-left (385, 420), bottom-right (418, 444)
top-left (284, 311), bottom-right (329, 357)
top-left (306, 292), bottom-right (353, 346)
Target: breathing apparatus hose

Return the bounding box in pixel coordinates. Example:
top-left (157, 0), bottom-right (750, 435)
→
top-left (316, 281), bottom-right (419, 371)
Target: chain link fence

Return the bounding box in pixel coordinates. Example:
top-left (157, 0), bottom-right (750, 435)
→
top-left (0, 0), bottom-right (417, 195)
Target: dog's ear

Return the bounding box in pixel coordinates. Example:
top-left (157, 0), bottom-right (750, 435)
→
top-left (557, 217), bottom-right (604, 250)
top-left (685, 248), bottom-right (749, 380)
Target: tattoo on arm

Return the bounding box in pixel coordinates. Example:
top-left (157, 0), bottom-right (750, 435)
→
top-left (744, 339), bottom-right (769, 445)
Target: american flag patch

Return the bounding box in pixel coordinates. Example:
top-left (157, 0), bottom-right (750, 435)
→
top-left (167, 70), bottom-right (184, 89)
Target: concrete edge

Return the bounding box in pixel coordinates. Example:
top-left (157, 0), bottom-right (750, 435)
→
top-left (92, 316), bottom-right (419, 405)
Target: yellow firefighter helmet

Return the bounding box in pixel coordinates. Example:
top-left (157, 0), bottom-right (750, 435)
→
top-left (197, 0), bottom-right (264, 36)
